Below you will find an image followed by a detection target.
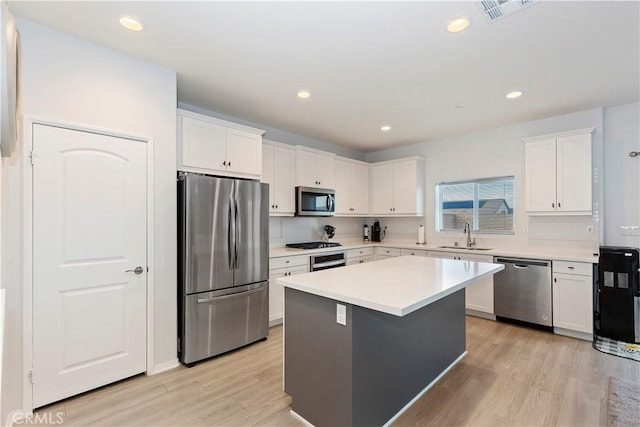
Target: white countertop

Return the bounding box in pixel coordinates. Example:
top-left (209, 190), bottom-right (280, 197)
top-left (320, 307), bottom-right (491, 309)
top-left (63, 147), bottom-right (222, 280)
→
top-left (277, 256), bottom-right (504, 316)
top-left (270, 239), bottom-right (599, 263)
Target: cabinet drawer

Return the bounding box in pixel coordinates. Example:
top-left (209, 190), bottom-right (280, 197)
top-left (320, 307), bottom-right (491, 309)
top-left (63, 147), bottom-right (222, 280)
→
top-left (271, 264), bottom-right (308, 277)
top-left (376, 247), bottom-right (401, 257)
top-left (400, 248), bottom-right (427, 257)
top-left (346, 247), bottom-right (374, 258)
top-left (553, 261), bottom-right (592, 276)
top-left (270, 255), bottom-right (308, 270)
top-left (346, 255), bottom-right (374, 266)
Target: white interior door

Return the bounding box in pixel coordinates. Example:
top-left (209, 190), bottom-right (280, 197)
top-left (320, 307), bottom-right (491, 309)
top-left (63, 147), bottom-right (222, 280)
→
top-left (32, 124), bottom-right (147, 408)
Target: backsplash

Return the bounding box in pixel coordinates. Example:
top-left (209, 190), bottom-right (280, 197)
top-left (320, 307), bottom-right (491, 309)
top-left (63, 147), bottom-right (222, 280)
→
top-left (270, 214), bottom-right (599, 247)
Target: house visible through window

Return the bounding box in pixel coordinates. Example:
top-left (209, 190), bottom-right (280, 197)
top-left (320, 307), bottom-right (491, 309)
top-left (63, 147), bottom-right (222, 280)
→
top-left (437, 177), bottom-right (514, 233)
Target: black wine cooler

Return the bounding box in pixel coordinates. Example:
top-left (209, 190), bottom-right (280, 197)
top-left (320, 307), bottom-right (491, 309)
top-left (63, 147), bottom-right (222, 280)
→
top-left (596, 246), bottom-right (640, 343)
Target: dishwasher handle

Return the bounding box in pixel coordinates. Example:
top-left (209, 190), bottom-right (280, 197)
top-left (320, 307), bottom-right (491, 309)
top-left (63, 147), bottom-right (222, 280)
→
top-left (494, 257), bottom-right (551, 267)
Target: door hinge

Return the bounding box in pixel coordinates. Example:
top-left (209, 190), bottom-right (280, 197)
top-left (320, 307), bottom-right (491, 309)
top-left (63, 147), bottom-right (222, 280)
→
top-left (28, 370), bottom-right (34, 384)
top-left (29, 151), bottom-right (36, 166)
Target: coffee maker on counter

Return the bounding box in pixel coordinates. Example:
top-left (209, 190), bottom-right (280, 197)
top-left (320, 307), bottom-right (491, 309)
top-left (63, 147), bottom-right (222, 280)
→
top-left (371, 220), bottom-right (385, 242)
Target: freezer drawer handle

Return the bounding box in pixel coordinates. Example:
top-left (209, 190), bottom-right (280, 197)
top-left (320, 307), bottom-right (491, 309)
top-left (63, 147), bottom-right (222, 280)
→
top-left (196, 287), bottom-right (263, 304)
top-left (513, 264), bottom-right (529, 269)
top-left (313, 259), bottom-right (346, 269)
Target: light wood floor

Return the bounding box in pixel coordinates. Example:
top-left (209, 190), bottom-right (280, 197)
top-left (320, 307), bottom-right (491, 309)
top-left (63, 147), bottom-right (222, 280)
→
top-left (36, 316), bottom-right (640, 426)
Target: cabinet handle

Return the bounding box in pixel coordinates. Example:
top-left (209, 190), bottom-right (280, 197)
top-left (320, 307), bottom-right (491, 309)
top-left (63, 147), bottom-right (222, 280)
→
top-left (568, 266), bottom-right (574, 270)
top-left (558, 202), bottom-right (561, 208)
top-left (552, 203), bottom-right (555, 208)
top-left (223, 161), bottom-right (227, 166)
top-left (275, 204), bottom-right (278, 209)
top-left (228, 161), bottom-right (231, 167)
top-left (554, 277), bottom-right (557, 283)
top-left (271, 204), bottom-right (275, 209)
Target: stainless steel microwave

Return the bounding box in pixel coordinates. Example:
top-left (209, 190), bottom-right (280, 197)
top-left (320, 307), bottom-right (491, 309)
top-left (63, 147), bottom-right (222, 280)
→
top-left (295, 186), bottom-right (336, 216)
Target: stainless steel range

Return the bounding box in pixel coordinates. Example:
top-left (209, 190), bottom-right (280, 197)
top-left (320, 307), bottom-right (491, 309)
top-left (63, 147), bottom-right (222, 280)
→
top-left (285, 242), bottom-right (346, 271)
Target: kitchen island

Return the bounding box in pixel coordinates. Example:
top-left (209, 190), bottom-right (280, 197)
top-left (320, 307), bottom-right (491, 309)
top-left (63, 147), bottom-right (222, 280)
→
top-left (278, 256), bottom-right (504, 427)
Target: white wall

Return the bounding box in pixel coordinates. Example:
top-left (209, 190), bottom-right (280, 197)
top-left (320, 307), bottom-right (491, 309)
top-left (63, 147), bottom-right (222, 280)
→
top-left (365, 108), bottom-right (604, 250)
top-left (2, 18), bottom-right (177, 418)
top-left (603, 102), bottom-right (640, 248)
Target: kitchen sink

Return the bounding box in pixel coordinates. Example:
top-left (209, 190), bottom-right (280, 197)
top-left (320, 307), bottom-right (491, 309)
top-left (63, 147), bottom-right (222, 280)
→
top-left (437, 245), bottom-right (493, 251)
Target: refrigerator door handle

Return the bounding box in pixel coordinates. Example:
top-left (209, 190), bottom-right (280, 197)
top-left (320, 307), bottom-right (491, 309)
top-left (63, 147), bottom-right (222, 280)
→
top-left (234, 197), bottom-right (239, 269)
top-left (228, 197), bottom-right (235, 270)
top-left (196, 287), bottom-right (263, 304)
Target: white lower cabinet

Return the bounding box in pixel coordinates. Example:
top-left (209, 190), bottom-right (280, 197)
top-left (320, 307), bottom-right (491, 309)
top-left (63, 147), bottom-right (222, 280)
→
top-left (269, 255), bottom-right (308, 326)
top-left (375, 247), bottom-right (401, 260)
top-left (427, 250), bottom-right (494, 317)
top-left (552, 261), bottom-right (593, 338)
top-left (346, 247), bottom-right (374, 265)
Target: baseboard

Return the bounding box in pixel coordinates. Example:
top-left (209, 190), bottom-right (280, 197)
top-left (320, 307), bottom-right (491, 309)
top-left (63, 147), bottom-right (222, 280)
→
top-left (465, 309), bottom-right (496, 321)
top-left (554, 327), bottom-right (592, 341)
top-left (269, 318), bottom-right (283, 328)
top-left (289, 410), bottom-right (314, 427)
top-left (147, 358), bottom-right (180, 375)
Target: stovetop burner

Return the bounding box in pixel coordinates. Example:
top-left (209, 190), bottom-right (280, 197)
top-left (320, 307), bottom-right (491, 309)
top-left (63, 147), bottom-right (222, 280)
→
top-left (286, 241), bottom-right (342, 250)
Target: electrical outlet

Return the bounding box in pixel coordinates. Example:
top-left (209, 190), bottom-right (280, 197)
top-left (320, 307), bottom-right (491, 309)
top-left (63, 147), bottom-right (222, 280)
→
top-left (336, 304), bottom-right (346, 326)
top-left (586, 225), bottom-right (594, 235)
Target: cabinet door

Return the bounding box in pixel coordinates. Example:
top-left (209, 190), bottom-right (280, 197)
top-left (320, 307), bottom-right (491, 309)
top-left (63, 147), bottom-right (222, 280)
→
top-left (262, 145), bottom-right (276, 213)
top-left (370, 164), bottom-right (394, 215)
top-left (226, 128), bottom-right (262, 177)
top-left (273, 146), bottom-right (296, 214)
top-left (334, 158), bottom-right (353, 215)
top-left (351, 162), bottom-right (370, 215)
top-left (525, 139), bottom-right (557, 212)
top-left (269, 264), bottom-right (307, 325)
top-left (553, 272), bottom-right (593, 334)
top-left (296, 150), bottom-right (319, 187)
top-left (427, 251), bottom-right (457, 259)
top-left (181, 116), bottom-right (227, 172)
top-left (459, 253), bottom-right (494, 314)
top-left (556, 134), bottom-right (592, 213)
top-left (316, 153), bottom-right (334, 189)
top-left (392, 160), bottom-right (418, 214)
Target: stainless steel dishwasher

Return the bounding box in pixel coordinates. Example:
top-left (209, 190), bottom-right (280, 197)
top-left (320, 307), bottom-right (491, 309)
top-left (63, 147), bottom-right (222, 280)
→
top-left (493, 257), bottom-right (553, 328)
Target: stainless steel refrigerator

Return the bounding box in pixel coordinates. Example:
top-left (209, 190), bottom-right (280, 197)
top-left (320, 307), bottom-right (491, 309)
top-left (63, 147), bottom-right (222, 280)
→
top-left (178, 172), bottom-right (269, 365)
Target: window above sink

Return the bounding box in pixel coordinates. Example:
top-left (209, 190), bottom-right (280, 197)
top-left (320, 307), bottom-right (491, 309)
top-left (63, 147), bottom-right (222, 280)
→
top-left (436, 176), bottom-right (515, 234)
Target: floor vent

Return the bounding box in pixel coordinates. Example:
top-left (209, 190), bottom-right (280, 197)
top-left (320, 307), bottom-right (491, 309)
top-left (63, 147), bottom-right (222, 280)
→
top-left (478, 0), bottom-right (539, 22)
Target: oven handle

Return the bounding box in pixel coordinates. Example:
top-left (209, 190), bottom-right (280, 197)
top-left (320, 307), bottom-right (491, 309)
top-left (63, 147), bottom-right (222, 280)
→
top-left (312, 260), bottom-right (346, 269)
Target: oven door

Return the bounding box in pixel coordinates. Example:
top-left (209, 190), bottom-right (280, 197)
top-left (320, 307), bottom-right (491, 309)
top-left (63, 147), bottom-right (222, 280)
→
top-left (296, 186), bottom-right (335, 216)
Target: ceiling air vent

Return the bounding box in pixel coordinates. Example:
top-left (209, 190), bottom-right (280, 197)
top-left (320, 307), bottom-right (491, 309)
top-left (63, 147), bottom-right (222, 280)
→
top-left (478, 0), bottom-right (538, 22)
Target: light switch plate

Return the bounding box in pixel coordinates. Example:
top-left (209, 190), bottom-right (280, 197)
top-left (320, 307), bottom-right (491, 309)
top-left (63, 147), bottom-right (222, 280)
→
top-left (336, 304), bottom-right (346, 326)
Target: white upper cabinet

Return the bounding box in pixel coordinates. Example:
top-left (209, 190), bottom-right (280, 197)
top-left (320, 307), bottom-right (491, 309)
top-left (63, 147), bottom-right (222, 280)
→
top-left (296, 147), bottom-right (335, 188)
top-left (177, 109), bottom-right (264, 179)
top-left (334, 157), bottom-right (369, 215)
top-left (262, 140), bottom-right (295, 216)
top-left (524, 128), bottom-right (593, 215)
top-left (370, 157), bottom-right (425, 216)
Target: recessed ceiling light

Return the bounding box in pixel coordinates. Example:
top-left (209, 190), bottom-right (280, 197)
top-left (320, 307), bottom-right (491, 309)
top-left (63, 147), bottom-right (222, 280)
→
top-left (380, 125), bottom-right (391, 132)
top-left (506, 90), bottom-right (523, 99)
top-left (297, 90), bottom-right (311, 99)
top-left (447, 17), bottom-right (470, 33)
top-left (119, 16), bottom-right (144, 32)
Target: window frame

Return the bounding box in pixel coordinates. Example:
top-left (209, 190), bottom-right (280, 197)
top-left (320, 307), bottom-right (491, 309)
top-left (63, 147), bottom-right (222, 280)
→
top-left (435, 176), bottom-right (515, 235)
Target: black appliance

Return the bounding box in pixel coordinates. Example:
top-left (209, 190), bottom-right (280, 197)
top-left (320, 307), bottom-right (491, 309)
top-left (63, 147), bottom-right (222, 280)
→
top-left (371, 220), bottom-right (384, 242)
top-left (286, 242), bottom-right (342, 250)
top-left (596, 246), bottom-right (640, 343)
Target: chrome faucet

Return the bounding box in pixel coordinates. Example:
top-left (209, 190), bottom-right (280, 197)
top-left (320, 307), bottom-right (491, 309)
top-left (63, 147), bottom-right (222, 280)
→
top-left (463, 221), bottom-right (475, 248)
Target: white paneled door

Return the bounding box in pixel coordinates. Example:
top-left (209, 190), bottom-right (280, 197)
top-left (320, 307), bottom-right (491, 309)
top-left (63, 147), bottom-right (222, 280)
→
top-left (32, 124), bottom-right (147, 408)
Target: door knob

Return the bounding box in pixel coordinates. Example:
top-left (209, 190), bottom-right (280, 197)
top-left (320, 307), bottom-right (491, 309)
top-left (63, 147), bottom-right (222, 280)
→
top-left (126, 266), bottom-right (144, 274)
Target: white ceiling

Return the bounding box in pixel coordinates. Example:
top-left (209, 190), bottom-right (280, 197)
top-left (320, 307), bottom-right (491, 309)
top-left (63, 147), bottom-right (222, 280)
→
top-left (8, 1), bottom-right (640, 152)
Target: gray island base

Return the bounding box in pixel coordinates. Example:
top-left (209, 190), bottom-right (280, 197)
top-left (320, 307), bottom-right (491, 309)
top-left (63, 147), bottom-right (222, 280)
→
top-left (278, 256), bottom-right (504, 426)
top-left (284, 287), bottom-right (466, 426)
